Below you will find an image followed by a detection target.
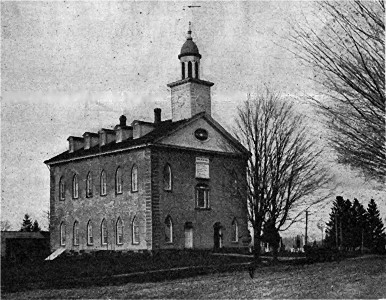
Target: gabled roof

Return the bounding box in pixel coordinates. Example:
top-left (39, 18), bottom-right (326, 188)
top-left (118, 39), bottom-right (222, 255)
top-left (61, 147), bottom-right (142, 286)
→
top-left (44, 118), bottom-right (190, 165)
top-left (44, 113), bottom-right (249, 166)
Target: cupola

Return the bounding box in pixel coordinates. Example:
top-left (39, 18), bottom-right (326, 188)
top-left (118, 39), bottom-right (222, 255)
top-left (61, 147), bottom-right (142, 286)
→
top-left (178, 22), bottom-right (201, 80)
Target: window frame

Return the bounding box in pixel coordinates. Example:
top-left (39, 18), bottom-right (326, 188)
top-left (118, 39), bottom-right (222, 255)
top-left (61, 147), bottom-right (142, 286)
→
top-left (60, 222), bottom-right (66, 246)
top-left (163, 164), bottom-right (172, 191)
top-left (100, 170), bottom-right (107, 196)
top-left (231, 218), bottom-right (239, 243)
top-left (165, 216), bottom-right (173, 244)
top-left (115, 167), bottom-right (123, 194)
top-left (86, 172), bottom-right (93, 198)
top-left (101, 219), bottom-right (108, 245)
top-left (73, 221), bottom-right (79, 246)
top-left (116, 217), bottom-right (123, 245)
top-left (131, 165), bottom-right (138, 192)
top-left (132, 216), bottom-right (140, 245)
top-left (196, 184), bottom-right (210, 209)
top-left (59, 176), bottom-right (65, 201)
top-left (72, 174), bottom-right (79, 199)
top-left (87, 221), bottom-right (94, 245)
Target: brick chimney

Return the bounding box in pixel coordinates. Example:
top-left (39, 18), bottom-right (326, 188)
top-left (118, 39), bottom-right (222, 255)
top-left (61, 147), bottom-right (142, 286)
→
top-left (154, 108), bottom-right (161, 124)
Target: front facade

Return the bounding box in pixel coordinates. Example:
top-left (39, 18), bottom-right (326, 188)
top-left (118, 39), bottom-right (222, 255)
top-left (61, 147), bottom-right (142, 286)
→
top-left (45, 26), bottom-right (250, 253)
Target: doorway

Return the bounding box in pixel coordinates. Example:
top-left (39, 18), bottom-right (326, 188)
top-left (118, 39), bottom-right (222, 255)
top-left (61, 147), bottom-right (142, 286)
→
top-left (213, 222), bottom-right (223, 250)
top-left (184, 222), bottom-right (193, 249)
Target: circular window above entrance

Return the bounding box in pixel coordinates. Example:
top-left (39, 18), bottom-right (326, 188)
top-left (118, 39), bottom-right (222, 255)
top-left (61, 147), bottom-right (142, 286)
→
top-left (194, 128), bottom-right (209, 141)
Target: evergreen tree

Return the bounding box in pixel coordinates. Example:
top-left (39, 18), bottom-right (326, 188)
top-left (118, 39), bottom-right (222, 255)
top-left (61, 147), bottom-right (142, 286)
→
top-left (20, 214), bottom-right (33, 232)
top-left (325, 196), bottom-right (352, 249)
top-left (349, 199), bottom-right (368, 250)
top-left (366, 199), bottom-right (386, 253)
top-left (32, 220), bottom-right (41, 232)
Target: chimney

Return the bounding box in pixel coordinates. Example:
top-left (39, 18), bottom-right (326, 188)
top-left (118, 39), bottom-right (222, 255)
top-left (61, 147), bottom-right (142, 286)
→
top-left (99, 129), bottom-right (116, 146)
top-left (83, 132), bottom-right (99, 150)
top-left (119, 115), bottom-right (127, 127)
top-left (114, 115), bottom-right (133, 143)
top-left (154, 108), bottom-right (161, 124)
top-left (67, 136), bottom-right (84, 153)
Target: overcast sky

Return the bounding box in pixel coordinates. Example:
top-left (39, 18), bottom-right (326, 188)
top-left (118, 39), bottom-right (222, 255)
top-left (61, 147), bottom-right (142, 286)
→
top-left (2, 1), bottom-right (385, 238)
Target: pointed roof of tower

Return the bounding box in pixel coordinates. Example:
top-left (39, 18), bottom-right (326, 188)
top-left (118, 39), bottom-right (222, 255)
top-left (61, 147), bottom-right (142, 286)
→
top-left (179, 22), bottom-right (201, 59)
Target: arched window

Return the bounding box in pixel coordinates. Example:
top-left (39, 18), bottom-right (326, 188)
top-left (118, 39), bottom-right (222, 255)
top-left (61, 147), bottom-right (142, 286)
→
top-left (72, 174), bottom-right (79, 199)
top-left (100, 170), bottom-right (107, 196)
top-left (87, 220), bottom-right (93, 245)
top-left (231, 218), bottom-right (239, 242)
top-left (86, 172), bottom-right (93, 198)
top-left (181, 62), bottom-right (185, 79)
top-left (131, 165), bottom-right (138, 192)
top-left (132, 216), bottom-right (140, 244)
top-left (101, 219), bottom-right (108, 245)
top-left (188, 61), bottom-right (192, 78)
top-left (195, 61), bottom-right (199, 78)
top-left (116, 217), bottom-right (123, 245)
top-left (59, 176), bottom-right (65, 200)
top-left (115, 167), bottom-right (122, 194)
top-left (73, 221), bottom-right (79, 246)
top-left (165, 216), bottom-right (173, 243)
top-left (163, 164), bottom-right (172, 191)
top-left (60, 222), bottom-right (66, 246)
top-left (196, 184), bottom-right (209, 209)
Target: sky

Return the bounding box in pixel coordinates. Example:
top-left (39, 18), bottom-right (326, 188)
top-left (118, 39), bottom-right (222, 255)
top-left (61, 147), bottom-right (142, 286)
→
top-left (1, 1), bottom-right (385, 239)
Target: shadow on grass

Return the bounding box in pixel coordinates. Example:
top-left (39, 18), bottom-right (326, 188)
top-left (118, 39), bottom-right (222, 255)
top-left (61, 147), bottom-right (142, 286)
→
top-left (1, 250), bottom-right (252, 294)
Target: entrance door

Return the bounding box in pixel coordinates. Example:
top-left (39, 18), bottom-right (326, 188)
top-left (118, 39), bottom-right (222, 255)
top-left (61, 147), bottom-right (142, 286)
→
top-left (214, 223), bottom-right (223, 250)
top-left (184, 227), bottom-right (193, 249)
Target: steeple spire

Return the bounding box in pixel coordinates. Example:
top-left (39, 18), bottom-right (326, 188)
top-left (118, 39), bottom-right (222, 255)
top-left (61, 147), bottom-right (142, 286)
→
top-left (187, 22), bottom-right (192, 40)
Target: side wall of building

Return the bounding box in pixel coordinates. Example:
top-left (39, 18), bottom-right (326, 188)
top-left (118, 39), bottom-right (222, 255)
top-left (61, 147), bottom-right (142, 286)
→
top-left (151, 146), bottom-right (249, 250)
top-left (49, 148), bottom-right (151, 252)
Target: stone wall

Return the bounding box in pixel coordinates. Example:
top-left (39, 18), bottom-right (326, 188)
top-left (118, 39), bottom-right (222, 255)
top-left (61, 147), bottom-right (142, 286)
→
top-left (49, 148), bottom-right (150, 252)
top-left (152, 146), bottom-right (249, 250)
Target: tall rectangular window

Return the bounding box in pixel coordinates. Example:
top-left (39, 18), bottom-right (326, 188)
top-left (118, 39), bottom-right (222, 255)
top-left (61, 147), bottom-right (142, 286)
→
top-left (196, 184), bottom-right (209, 209)
top-left (87, 221), bottom-right (93, 245)
top-left (72, 175), bottom-right (78, 199)
top-left (60, 222), bottom-right (66, 246)
top-left (132, 217), bottom-right (140, 244)
top-left (73, 221), bottom-right (79, 246)
top-left (59, 177), bottom-right (65, 200)
top-left (100, 170), bottom-right (107, 196)
top-left (101, 219), bottom-right (108, 245)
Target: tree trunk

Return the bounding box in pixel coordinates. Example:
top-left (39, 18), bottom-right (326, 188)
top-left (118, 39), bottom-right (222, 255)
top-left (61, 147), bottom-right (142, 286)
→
top-left (272, 245), bottom-right (279, 263)
top-left (253, 225), bottom-right (262, 262)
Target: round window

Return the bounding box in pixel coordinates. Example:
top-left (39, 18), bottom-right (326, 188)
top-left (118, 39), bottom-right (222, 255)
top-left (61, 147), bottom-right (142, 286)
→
top-left (194, 128), bottom-right (209, 141)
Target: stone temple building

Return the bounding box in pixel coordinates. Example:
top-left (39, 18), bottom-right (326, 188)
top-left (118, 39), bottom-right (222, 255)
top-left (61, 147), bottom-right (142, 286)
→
top-left (45, 27), bottom-right (250, 253)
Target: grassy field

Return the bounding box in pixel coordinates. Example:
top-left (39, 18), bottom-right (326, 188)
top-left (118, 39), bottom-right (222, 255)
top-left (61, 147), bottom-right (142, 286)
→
top-left (3, 255), bottom-right (385, 299)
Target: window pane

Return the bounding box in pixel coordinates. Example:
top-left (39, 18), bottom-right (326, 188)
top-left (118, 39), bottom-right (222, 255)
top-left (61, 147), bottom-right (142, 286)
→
top-left (101, 171), bottom-right (107, 195)
top-left (73, 175), bottom-right (78, 198)
top-left (197, 189), bottom-right (205, 207)
top-left (132, 217), bottom-right (140, 244)
top-left (117, 218), bottom-right (123, 244)
top-left (132, 166), bottom-right (138, 192)
top-left (73, 222), bottom-right (79, 245)
top-left (87, 222), bottom-right (93, 244)
top-left (165, 217), bottom-right (172, 243)
top-left (60, 223), bottom-right (66, 246)
top-left (87, 173), bottom-right (92, 197)
top-left (116, 168), bottom-right (122, 193)
top-left (59, 178), bottom-right (65, 200)
top-left (101, 220), bottom-right (107, 245)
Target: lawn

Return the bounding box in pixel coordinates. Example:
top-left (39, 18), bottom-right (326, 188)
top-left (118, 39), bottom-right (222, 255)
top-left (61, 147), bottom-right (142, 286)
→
top-left (2, 255), bottom-right (385, 299)
top-left (1, 250), bottom-right (251, 292)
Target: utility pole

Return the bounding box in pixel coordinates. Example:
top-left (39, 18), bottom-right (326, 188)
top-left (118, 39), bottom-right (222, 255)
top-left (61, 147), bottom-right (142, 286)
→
top-left (305, 210), bottom-right (308, 246)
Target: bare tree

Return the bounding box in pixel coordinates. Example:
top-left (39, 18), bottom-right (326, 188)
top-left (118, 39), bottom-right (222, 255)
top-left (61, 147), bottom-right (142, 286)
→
top-left (290, 1), bottom-right (385, 181)
top-left (1, 220), bottom-right (12, 231)
top-left (234, 88), bottom-right (332, 261)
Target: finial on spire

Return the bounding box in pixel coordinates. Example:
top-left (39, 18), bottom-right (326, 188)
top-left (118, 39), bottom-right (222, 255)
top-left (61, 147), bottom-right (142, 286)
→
top-left (187, 22), bottom-right (192, 40)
